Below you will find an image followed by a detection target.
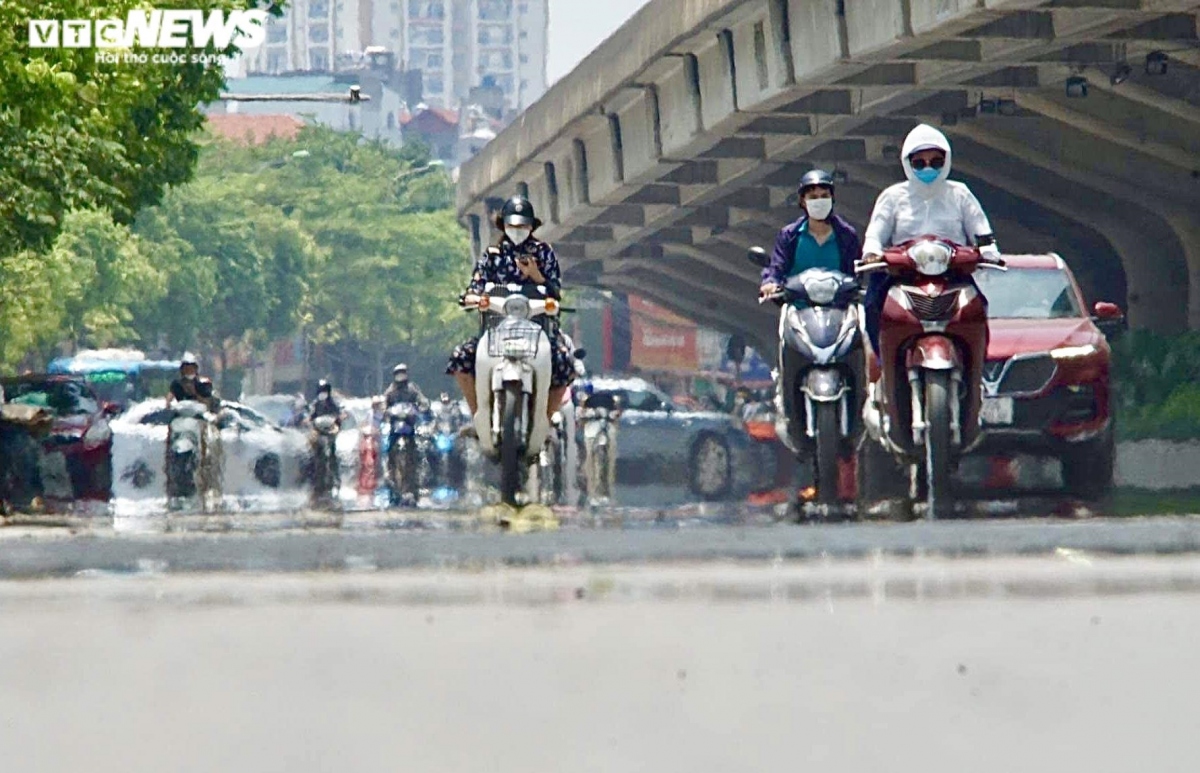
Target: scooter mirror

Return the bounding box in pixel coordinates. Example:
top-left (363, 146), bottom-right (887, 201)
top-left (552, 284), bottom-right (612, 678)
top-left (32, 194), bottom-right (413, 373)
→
top-left (747, 247), bottom-right (770, 268)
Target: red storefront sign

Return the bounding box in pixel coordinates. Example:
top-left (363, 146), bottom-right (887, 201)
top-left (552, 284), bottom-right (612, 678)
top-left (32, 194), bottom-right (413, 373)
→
top-left (628, 295), bottom-right (698, 372)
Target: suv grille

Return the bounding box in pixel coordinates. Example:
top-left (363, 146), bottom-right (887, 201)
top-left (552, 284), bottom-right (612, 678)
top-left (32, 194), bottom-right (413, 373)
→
top-left (903, 290), bottom-right (958, 321)
top-left (985, 355), bottom-right (1057, 395)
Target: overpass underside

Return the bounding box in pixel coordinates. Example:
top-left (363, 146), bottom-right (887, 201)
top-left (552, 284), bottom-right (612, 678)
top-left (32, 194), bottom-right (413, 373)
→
top-left (457, 0), bottom-right (1200, 352)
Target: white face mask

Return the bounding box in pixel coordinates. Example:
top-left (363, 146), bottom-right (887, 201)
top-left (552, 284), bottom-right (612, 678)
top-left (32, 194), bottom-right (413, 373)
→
top-left (505, 226), bottom-right (531, 246)
top-left (805, 198), bottom-right (833, 221)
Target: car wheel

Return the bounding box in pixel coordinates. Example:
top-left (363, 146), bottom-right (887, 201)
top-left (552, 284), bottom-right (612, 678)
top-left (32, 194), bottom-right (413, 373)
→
top-left (255, 453), bottom-right (282, 488)
top-left (123, 460), bottom-right (155, 490)
top-left (689, 434), bottom-right (732, 501)
top-left (1061, 429), bottom-right (1114, 500)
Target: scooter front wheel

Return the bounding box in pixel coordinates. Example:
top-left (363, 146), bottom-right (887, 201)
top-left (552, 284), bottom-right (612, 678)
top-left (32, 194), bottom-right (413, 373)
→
top-left (499, 383), bottom-right (525, 506)
top-left (923, 370), bottom-right (954, 520)
top-left (814, 402), bottom-right (840, 506)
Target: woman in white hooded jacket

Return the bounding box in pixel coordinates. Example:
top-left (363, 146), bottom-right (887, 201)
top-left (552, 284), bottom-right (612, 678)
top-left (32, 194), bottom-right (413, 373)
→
top-left (860, 124), bottom-right (1002, 359)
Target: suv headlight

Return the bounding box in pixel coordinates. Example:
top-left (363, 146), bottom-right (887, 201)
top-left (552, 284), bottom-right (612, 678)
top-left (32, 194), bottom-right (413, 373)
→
top-left (1051, 344), bottom-right (1098, 360)
top-left (908, 241), bottom-right (952, 276)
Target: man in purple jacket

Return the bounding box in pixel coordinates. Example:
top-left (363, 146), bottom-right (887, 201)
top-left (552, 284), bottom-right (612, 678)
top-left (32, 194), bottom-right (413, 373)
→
top-left (759, 169), bottom-right (861, 297)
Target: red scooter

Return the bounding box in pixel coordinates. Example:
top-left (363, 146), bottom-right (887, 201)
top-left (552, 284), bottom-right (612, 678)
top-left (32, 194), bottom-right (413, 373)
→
top-left (856, 236), bottom-right (1006, 519)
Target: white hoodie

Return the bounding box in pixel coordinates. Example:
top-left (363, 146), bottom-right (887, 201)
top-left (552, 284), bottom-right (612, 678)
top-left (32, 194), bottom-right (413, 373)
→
top-left (861, 124), bottom-right (999, 258)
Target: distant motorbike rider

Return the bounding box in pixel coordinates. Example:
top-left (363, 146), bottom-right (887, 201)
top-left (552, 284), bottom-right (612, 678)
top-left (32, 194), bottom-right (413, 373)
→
top-left (383, 364), bottom-right (428, 408)
top-left (447, 195), bottom-right (576, 425)
top-left (860, 124), bottom-right (1001, 362)
top-left (165, 353), bottom-right (218, 412)
top-left (759, 169), bottom-right (861, 300)
top-left (307, 380), bottom-right (346, 427)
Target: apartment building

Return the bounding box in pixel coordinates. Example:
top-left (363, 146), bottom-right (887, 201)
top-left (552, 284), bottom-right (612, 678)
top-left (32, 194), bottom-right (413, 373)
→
top-left (239, 0), bottom-right (547, 112)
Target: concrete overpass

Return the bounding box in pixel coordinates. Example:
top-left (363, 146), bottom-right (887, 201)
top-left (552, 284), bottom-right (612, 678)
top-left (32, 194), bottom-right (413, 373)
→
top-left (457, 0), bottom-right (1200, 351)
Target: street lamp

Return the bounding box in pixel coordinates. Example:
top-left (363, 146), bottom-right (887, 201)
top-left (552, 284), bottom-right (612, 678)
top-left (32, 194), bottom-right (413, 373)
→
top-left (394, 159), bottom-right (447, 182)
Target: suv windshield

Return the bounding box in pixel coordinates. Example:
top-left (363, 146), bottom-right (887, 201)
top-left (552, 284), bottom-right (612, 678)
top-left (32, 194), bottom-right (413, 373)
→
top-left (974, 267), bottom-right (1083, 319)
top-left (4, 380), bottom-right (99, 417)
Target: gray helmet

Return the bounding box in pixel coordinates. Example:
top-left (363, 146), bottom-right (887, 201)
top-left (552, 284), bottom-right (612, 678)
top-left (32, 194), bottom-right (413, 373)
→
top-left (798, 169), bottom-right (835, 197)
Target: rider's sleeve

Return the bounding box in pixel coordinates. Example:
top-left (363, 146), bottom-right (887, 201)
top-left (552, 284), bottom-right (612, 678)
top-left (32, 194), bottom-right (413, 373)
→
top-left (763, 224), bottom-right (797, 286)
top-left (837, 218), bottom-right (862, 277)
top-left (538, 242), bottom-right (562, 298)
top-left (465, 249), bottom-right (496, 294)
top-left (861, 187), bottom-right (898, 257)
top-left (959, 186), bottom-right (999, 255)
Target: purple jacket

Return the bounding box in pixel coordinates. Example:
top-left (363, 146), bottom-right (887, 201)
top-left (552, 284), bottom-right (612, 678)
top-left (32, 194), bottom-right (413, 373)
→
top-left (761, 213), bottom-right (861, 286)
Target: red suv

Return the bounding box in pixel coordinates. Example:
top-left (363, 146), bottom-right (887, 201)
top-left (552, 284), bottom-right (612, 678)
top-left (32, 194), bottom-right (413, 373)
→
top-left (970, 254), bottom-right (1124, 498)
top-left (1, 375), bottom-right (117, 503)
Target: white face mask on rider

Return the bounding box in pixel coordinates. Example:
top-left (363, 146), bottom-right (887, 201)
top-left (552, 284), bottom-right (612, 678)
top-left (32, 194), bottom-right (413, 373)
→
top-left (505, 226), bottom-right (531, 246)
top-left (805, 198), bottom-right (834, 221)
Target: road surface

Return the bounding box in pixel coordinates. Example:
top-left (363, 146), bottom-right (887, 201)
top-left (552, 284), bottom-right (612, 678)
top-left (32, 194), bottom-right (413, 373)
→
top-left (1, 555), bottom-right (1199, 772)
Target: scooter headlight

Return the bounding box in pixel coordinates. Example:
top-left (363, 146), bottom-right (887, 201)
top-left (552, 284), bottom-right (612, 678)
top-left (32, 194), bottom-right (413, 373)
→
top-left (908, 241), bottom-right (952, 276)
top-left (503, 296), bottom-right (531, 318)
top-left (435, 433), bottom-right (454, 453)
top-left (804, 275), bottom-right (839, 305)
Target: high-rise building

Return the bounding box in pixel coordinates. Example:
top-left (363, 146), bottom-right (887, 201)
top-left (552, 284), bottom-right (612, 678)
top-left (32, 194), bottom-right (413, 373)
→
top-left (238, 0), bottom-right (548, 113)
top-left (464, 0), bottom-right (546, 111)
top-left (240, 0), bottom-right (361, 74)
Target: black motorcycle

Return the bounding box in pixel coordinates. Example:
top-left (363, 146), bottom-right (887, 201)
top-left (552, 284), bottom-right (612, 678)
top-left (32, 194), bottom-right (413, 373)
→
top-left (748, 247), bottom-right (863, 507)
top-left (385, 401), bottom-right (421, 507)
top-left (309, 415), bottom-right (341, 504)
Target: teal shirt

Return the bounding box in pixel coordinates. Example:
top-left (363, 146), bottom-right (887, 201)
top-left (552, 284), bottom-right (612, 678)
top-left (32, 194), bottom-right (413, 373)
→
top-left (788, 220), bottom-right (843, 278)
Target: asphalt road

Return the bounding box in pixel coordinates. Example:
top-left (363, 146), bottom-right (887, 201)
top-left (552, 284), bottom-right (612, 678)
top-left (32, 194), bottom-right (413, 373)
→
top-left (1, 556), bottom-right (1199, 773)
top-left (4, 506), bottom-right (1200, 577)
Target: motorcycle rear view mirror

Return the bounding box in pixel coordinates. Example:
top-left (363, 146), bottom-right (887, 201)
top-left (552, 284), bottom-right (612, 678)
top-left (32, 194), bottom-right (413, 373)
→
top-left (574, 349), bottom-right (588, 361)
top-left (1092, 301), bottom-right (1126, 340)
top-left (746, 247), bottom-right (770, 268)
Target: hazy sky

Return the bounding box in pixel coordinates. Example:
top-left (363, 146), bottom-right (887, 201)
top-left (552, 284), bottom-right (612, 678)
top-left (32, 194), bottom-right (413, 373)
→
top-left (547, 0), bottom-right (652, 84)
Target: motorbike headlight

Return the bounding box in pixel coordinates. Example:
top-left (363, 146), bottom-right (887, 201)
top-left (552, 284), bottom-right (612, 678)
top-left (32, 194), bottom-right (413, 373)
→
top-left (1051, 343), bottom-right (1098, 360)
top-left (908, 241), bottom-right (952, 276)
top-left (804, 276), bottom-right (839, 305)
top-left (503, 296), bottom-right (531, 318)
top-left (435, 434), bottom-right (454, 452)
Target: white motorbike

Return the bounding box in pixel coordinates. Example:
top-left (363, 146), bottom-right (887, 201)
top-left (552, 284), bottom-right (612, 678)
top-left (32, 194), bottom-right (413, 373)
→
top-left (165, 400), bottom-right (222, 509)
top-left (462, 282), bottom-right (560, 506)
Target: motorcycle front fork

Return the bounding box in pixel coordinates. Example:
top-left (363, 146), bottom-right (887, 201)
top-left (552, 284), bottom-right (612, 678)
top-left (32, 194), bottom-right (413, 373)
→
top-left (803, 391), bottom-right (852, 439)
top-left (907, 368), bottom-right (963, 447)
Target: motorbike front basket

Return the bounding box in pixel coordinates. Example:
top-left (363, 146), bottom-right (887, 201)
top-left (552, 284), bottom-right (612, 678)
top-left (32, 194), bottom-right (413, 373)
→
top-left (486, 318), bottom-right (542, 359)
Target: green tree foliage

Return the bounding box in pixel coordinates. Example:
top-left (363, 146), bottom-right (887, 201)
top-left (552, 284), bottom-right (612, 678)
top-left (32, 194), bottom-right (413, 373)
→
top-left (0, 0), bottom-right (283, 369)
top-left (51, 209), bottom-right (166, 348)
top-left (1112, 331), bottom-right (1200, 440)
top-left (0, 0), bottom-right (283, 258)
top-left (175, 126), bottom-right (472, 390)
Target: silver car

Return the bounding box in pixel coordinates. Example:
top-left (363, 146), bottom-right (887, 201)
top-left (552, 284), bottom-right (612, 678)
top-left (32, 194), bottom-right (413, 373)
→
top-left (580, 377), bottom-right (771, 503)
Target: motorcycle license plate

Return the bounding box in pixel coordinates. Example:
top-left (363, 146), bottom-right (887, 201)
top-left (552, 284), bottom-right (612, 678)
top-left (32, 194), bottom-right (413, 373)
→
top-left (981, 397), bottom-right (1013, 425)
